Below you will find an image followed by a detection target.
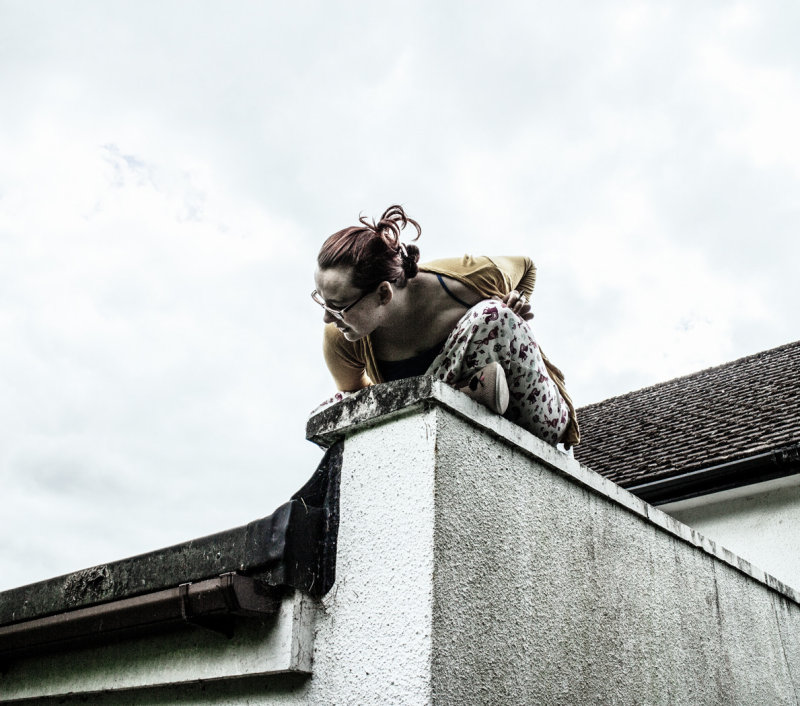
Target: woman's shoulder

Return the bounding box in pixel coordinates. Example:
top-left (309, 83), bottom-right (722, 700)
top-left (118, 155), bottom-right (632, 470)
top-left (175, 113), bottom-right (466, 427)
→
top-left (420, 254), bottom-right (489, 274)
top-left (420, 255), bottom-right (535, 299)
top-left (420, 255), bottom-right (532, 276)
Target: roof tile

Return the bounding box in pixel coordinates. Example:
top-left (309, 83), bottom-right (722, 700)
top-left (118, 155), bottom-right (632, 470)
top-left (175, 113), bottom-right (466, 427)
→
top-left (573, 340), bottom-right (800, 487)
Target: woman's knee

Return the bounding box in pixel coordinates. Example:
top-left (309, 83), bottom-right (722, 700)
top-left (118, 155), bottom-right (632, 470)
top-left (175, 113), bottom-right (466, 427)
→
top-left (462, 300), bottom-right (531, 342)
top-left (464, 299), bottom-right (505, 320)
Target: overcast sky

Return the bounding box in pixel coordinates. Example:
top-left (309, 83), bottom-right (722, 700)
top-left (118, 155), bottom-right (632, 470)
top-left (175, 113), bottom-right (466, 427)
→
top-left (1, 1), bottom-right (798, 590)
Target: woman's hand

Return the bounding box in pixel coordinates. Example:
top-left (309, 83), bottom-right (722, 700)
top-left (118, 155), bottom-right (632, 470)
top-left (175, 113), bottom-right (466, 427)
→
top-left (502, 290), bottom-right (534, 320)
top-left (309, 389), bottom-right (358, 416)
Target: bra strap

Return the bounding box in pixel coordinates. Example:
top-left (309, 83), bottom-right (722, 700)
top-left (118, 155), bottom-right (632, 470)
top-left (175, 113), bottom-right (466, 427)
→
top-left (436, 274), bottom-right (473, 308)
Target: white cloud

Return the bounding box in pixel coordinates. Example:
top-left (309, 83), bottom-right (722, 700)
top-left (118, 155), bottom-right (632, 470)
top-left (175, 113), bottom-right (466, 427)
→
top-left (0, 124), bottom-right (325, 588)
top-left (701, 50), bottom-right (800, 173)
top-left (1, 0), bottom-right (799, 589)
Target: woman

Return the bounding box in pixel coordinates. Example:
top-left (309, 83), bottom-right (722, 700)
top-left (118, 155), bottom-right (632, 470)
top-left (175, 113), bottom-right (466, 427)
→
top-left (312, 205), bottom-right (579, 448)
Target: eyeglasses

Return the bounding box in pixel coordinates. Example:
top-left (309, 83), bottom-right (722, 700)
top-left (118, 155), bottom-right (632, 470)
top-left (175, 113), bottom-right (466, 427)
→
top-left (310, 285), bottom-right (377, 321)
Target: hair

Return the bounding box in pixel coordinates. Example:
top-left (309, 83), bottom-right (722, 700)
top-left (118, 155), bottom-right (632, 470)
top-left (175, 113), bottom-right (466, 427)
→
top-left (317, 205), bottom-right (422, 290)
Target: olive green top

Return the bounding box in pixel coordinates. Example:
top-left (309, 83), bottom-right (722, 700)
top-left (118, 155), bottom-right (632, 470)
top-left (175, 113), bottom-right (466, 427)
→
top-left (321, 255), bottom-right (579, 447)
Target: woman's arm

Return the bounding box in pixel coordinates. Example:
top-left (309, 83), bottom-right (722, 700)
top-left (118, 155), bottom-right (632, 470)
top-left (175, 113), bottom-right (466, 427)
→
top-left (515, 257), bottom-right (536, 299)
top-left (485, 255), bottom-right (536, 298)
top-left (322, 324), bottom-right (372, 391)
top-left (485, 255), bottom-right (536, 319)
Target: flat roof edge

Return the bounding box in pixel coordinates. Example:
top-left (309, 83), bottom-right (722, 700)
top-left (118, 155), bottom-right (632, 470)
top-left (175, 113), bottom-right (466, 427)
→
top-left (0, 573), bottom-right (280, 661)
top-left (0, 504), bottom-right (288, 627)
top-left (0, 443), bottom-right (343, 627)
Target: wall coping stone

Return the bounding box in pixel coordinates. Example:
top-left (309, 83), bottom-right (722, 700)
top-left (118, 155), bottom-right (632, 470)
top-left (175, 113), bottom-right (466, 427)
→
top-left (307, 376), bottom-right (800, 605)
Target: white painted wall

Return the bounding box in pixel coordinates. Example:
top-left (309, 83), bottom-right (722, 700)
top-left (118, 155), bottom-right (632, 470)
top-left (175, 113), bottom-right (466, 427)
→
top-left (4, 380), bottom-right (800, 705)
top-left (0, 591), bottom-right (314, 699)
top-left (300, 408), bottom-right (439, 704)
top-left (0, 407), bottom-right (441, 706)
top-left (662, 474), bottom-right (800, 592)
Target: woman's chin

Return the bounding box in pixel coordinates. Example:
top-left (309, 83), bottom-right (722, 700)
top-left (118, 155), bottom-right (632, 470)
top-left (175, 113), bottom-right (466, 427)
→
top-left (339, 327), bottom-right (363, 341)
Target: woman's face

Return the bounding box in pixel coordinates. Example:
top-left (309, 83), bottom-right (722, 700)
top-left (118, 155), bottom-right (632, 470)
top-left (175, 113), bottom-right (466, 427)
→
top-left (313, 265), bottom-right (384, 341)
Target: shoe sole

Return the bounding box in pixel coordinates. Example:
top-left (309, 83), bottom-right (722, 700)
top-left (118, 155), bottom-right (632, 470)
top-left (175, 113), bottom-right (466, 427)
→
top-left (491, 362), bottom-right (510, 414)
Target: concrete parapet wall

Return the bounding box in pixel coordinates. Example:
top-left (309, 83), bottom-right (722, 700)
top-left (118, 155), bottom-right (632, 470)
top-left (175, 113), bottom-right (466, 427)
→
top-left (2, 378), bottom-right (799, 704)
top-left (429, 409), bottom-right (800, 704)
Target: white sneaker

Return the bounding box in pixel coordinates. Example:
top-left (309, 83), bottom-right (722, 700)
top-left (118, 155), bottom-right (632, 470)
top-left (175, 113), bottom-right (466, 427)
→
top-left (457, 361), bottom-right (509, 414)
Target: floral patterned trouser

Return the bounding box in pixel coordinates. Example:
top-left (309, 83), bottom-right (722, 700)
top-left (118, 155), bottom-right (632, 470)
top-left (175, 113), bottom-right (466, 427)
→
top-left (311, 300), bottom-right (569, 446)
top-left (426, 299), bottom-right (569, 445)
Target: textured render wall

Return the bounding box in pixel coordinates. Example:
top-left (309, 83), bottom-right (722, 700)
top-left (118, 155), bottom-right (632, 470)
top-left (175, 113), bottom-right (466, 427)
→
top-left (299, 407), bottom-right (438, 704)
top-left (3, 406), bottom-right (439, 705)
top-left (5, 380), bottom-right (800, 705)
top-left (429, 408), bottom-right (800, 705)
top-left (663, 476), bottom-right (800, 592)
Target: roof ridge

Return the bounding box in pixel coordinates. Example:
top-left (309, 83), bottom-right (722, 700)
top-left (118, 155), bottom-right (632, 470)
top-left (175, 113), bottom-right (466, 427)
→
top-left (578, 339), bottom-right (800, 412)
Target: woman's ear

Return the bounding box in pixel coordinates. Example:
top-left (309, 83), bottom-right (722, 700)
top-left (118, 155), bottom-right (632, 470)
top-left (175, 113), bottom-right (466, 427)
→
top-left (377, 281), bottom-right (393, 305)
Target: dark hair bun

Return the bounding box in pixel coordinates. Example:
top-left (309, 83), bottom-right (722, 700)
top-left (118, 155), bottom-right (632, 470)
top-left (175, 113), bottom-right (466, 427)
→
top-left (402, 243), bottom-right (420, 279)
top-left (361, 205), bottom-right (421, 251)
top-left (319, 204), bottom-right (423, 290)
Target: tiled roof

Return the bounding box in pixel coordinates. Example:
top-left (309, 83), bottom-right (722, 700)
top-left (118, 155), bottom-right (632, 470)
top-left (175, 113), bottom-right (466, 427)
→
top-left (573, 340), bottom-right (800, 488)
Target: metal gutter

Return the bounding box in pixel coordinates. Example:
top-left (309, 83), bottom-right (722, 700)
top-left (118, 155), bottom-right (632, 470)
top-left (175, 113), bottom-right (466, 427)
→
top-left (626, 442), bottom-right (800, 505)
top-left (0, 573), bottom-right (277, 661)
top-left (0, 442), bottom-right (343, 662)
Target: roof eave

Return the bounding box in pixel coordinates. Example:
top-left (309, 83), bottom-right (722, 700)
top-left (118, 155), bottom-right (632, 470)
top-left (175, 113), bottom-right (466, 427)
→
top-left (626, 442), bottom-right (800, 506)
